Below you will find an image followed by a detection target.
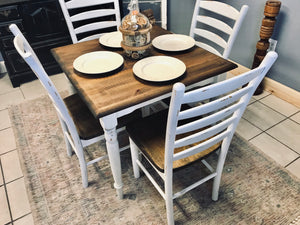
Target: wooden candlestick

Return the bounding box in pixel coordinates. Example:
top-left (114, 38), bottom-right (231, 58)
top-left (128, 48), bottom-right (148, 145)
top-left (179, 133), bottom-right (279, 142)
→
top-left (253, 0), bottom-right (281, 95)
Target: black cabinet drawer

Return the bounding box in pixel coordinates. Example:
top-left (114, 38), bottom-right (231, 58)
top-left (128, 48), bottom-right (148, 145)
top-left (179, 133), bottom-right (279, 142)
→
top-left (0, 19), bottom-right (23, 37)
top-left (0, 5), bottom-right (20, 22)
top-left (4, 37), bottom-right (71, 74)
top-left (22, 0), bottom-right (70, 42)
top-left (0, 19), bottom-right (24, 45)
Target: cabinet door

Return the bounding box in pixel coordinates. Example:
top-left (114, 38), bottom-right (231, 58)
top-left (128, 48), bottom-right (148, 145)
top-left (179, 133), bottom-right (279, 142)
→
top-left (4, 37), bottom-right (70, 74)
top-left (21, 0), bottom-right (69, 42)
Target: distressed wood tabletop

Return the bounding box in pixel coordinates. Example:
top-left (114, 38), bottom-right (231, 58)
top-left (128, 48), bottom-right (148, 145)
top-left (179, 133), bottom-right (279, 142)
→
top-left (51, 25), bottom-right (237, 118)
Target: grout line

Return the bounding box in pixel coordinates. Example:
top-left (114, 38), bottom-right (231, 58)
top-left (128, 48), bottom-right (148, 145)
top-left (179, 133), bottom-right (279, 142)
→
top-left (258, 98), bottom-right (299, 118)
top-left (0, 158), bottom-right (14, 224)
top-left (263, 132), bottom-right (300, 156)
top-left (11, 212), bottom-right (32, 224)
top-left (5, 176), bottom-right (25, 186)
top-left (285, 156), bottom-right (300, 168)
top-left (0, 148), bottom-right (18, 157)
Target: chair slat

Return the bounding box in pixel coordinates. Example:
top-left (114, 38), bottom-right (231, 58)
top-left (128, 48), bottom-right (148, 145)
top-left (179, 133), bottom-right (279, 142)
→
top-left (196, 15), bottom-right (233, 35)
top-left (66, 0), bottom-right (116, 9)
top-left (200, 1), bottom-right (239, 20)
top-left (175, 116), bottom-right (235, 148)
top-left (195, 41), bottom-right (221, 56)
top-left (193, 28), bottom-right (227, 49)
top-left (178, 86), bottom-right (251, 120)
top-left (182, 68), bottom-right (262, 104)
top-left (176, 102), bottom-right (243, 136)
top-left (173, 130), bottom-right (229, 162)
top-left (71, 9), bottom-right (118, 22)
top-left (74, 21), bottom-right (119, 34)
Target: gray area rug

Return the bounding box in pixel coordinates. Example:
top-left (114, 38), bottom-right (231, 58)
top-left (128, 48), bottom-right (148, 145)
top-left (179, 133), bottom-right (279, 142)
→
top-left (9, 94), bottom-right (300, 225)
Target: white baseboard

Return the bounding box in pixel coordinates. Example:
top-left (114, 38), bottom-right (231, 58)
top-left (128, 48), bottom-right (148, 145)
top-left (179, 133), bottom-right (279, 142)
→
top-left (229, 62), bottom-right (300, 108)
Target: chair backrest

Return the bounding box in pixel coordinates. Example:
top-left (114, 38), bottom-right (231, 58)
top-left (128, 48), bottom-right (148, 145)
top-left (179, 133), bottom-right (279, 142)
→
top-left (165, 51), bottom-right (277, 173)
top-left (58, 0), bottom-right (121, 43)
top-left (189, 0), bottom-right (248, 59)
top-left (9, 24), bottom-right (81, 144)
top-left (161, 0), bottom-right (167, 29)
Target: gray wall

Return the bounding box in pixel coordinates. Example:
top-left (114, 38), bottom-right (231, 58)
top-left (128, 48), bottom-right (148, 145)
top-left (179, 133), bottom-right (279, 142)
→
top-left (168, 0), bottom-right (300, 92)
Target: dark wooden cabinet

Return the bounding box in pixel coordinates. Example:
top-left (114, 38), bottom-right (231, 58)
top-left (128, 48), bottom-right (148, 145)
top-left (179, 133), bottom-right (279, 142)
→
top-left (0, 0), bottom-right (72, 87)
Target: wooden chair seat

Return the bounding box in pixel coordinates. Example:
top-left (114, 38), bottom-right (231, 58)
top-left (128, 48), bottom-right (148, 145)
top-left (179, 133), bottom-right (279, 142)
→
top-left (127, 110), bottom-right (221, 172)
top-left (64, 94), bottom-right (141, 140)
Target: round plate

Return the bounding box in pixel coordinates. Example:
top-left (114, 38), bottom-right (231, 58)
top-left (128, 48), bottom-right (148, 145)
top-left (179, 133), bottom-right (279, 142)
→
top-left (99, 31), bottom-right (122, 48)
top-left (73, 51), bottom-right (124, 75)
top-left (133, 56), bottom-right (186, 82)
top-left (152, 34), bottom-right (195, 52)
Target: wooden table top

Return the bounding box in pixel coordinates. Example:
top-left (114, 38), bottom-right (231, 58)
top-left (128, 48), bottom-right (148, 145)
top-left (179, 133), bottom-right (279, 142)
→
top-left (51, 25), bottom-right (237, 118)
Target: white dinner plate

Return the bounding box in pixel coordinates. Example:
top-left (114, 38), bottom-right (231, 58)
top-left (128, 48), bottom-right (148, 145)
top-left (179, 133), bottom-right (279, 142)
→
top-left (73, 51), bottom-right (124, 75)
top-left (152, 34), bottom-right (195, 52)
top-left (99, 31), bottom-right (123, 48)
top-left (133, 56), bottom-right (186, 82)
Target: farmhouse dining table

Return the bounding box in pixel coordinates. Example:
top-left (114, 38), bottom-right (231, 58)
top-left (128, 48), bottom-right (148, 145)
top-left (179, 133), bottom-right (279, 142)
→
top-left (51, 25), bottom-right (237, 199)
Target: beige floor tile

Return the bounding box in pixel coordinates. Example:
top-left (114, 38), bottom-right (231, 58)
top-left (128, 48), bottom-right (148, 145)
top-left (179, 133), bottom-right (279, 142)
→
top-left (20, 73), bottom-right (71, 100)
top-left (0, 109), bottom-right (11, 130)
top-left (286, 158), bottom-right (300, 179)
top-left (0, 73), bottom-right (14, 95)
top-left (252, 90), bottom-right (270, 100)
top-left (50, 72), bottom-right (72, 93)
top-left (20, 79), bottom-right (46, 100)
top-left (14, 213), bottom-right (34, 225)
top-left (250, 133), bottom-right (299, 167)
top-left (1, 150), bottom-right (23, 183)
top-left (243, 101), bottom-right (286, 131)
top-left (260, 94), bottom-right (299, 117)
top-left (249, 98), bottom-right (256, 104)
top-left (0, 166), bottom-right (3, 186)
top-left (291, 112), bottom-right (300, 124)
top-left (235, 118), bottom-right (262, 140)
top-left (267, 119), bottom-right (300, 154)
top-left (6, 178), bottom-right (31, 220)
top-left (0, 89), bottom-right (24, 110)
top-left (0, 128), bottom-right (16, 155)
top-left (0, 186), bottom-right (11, 224)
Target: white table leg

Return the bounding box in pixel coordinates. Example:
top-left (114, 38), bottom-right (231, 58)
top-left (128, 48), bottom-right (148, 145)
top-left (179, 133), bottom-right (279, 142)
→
top-left (100, 114), bottom-right (123, 199)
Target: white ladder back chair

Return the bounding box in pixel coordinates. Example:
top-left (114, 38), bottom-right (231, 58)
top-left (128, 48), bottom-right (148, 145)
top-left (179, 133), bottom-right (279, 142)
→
top-left (9, 23), bottom-right (140, 188)
top-left (190, 1), bottom-right (248, 59)
top-left (126, 51), bottom-right (277, 225)
top-left (161, 0), bottom-right (167, 29)
top-left (58, 0), bottom-right (121, 43)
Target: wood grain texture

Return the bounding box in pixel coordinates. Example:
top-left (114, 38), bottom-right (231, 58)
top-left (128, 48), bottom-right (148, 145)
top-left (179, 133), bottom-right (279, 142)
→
top-left (52, 25), bottom-right (237, 118)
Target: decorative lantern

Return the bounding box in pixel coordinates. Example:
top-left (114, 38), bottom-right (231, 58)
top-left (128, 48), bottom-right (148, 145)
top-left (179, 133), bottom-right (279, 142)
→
top-left (119, 0), bottom-right (152, 59)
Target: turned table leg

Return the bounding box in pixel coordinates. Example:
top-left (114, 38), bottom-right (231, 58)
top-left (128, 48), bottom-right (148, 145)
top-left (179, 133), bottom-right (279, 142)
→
top-left (100, 114), bottom-right (124, 199)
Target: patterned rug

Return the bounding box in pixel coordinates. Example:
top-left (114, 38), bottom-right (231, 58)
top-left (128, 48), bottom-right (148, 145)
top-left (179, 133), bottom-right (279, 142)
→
top-left (9, 95), bottom-right (300, 225)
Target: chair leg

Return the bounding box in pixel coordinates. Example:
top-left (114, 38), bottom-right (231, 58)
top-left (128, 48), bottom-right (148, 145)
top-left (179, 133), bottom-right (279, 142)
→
top-left (165, 171), bottom-right (174, 225)
top-left (78, 154), bottom-right (88, 188)
top-left (129, 137), bottom-right (141, 178)
top-left (65, 137), bottom-right (73, 157)
top-left (57, 116), bottom-right (73, 157)
top-left (74, 143), bottom-right (88, 188)
top-left (212, 148), bottom-right (228, 201)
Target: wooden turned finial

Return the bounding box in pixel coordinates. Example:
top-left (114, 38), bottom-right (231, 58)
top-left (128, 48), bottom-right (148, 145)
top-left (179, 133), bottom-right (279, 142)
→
top-left (253, 0), bottom-right (281, 95)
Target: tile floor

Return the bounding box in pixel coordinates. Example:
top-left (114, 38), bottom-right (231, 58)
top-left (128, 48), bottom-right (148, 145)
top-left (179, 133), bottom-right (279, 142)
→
top-left (0, 72), bottom-right (299, 225)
